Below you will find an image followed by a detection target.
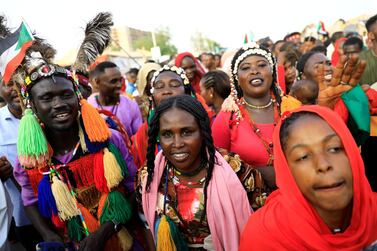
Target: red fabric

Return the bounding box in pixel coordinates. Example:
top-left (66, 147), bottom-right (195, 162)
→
top-left (331, 37), bottom-right (347, 66)
top-left (131, 122), bottom-right (149, 170)
top-left (239, 105), bottom-right (377, 251)
top-left (175, 52), bottom-right (205, 94)
top-left (211, 111), bottom-right (274, 167)
top-left (365, 88), bottom-right (377, 115)
top-left (333, 99), bottom-right (349, 122)
top-left (277, 65), bottom-right (286, 94)
top-left (26, 154), bottom-right (96, 195)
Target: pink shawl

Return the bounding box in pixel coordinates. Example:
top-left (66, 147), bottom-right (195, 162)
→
top-left (142, 151), bottom-right (252, 251)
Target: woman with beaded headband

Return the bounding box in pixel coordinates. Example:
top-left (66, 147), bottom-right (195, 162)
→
top-left (10, 13), bottom-right (139, 251)
top-left (131, 64), bottom-right (213, 170)
top-left (211, 42), bottom-right (283, 208)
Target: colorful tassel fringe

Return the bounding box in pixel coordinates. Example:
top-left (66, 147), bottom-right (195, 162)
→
top-left (108, 143), bottom-right (129, 177)
top-left (103, 148), bottom-right (123, 190)
top-left (93, 151), bottom-right (109, 193)
top-left (51, 176), bottom-right (80, 221)
top-left (77, 203), bottom-right (99, 233)
top-left (100, 191), bottom-right (132, 224)
top-left (17, 108), bottom-right (49, 168)
top-left (83, 127), bottom-right (108, 153)
top-left (80, 99), bottom-right (111, 142)
top-left (38, 175), bottom-right (58, 218)
top-left (156, 215), bottom-right (187, 251)
top-left (67, 215), bottom-right (85, 241)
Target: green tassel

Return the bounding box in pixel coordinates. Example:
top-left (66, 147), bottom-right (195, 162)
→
top-left (166, 216), bottom-right (188, 251)
top-left (108, 143), bottom-right (129, 177)
top-left (100, 191), bottom-right (132, 224)
top-left (67, 215), bottom-right (85, 241)
top-left (17, 108), bottom-right (49, 168)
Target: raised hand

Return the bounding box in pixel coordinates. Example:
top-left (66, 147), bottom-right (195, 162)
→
top-left (317, 54), bottom-right (366, 108)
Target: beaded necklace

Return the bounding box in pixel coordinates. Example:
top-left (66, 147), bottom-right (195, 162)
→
top-left (95, 95), bottom-right (119, 116)
top-left (240, 99), bottom-right (280, 166)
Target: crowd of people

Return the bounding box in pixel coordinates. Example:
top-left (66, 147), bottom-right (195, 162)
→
top-left (0, 11), bottom-right (377, 251)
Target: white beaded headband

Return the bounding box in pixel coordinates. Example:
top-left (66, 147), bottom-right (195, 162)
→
top-left (150, 65), bottom-right (190, 94)
top-left (232, 42), bottom-right (274, 79)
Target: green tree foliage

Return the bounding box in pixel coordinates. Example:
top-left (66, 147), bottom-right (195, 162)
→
top-left (191, 31), bottom-right (221, 53)
top-left (133, 27), bottom-right (177, 56)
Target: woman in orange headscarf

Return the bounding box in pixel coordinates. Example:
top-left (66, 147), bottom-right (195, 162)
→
top-left (239, 105), bottom-right (377, 251)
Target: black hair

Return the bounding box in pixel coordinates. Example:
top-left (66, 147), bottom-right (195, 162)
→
top-left (279, 111), bottom-right (319, 150)
top-left (290, 80), bottom-right (319, 105)
top-left (279, 42), bottom-right (298, 53)
top-left (230, 44), bottom-right (282, 105)
top-left (201, 70), bottom-right (231, 99)
top-left (330, 31), bottom-right (345, 44)
top-left (296, 51), bottom-right (320, 78)
top-left (89, 61), bottom-right (117, 79)
top-left (343, 36), bottom-right (363, 51)
top-left (272, 40), bottom-right (285, 53)
top-left (203, 52), bottom-right (215, 59)
top-left (310, 45), bottom-right (327, 55)
top-left (366, 14), bottom-right (377, 32)
top-left (284, 49), bottom-right (301, 67)
top-left (127, 67), bottom-right (139, 75)
top-left (304, 36), bottom-right (316, 43)
top-left (145, 95), bottom-right (216, 219)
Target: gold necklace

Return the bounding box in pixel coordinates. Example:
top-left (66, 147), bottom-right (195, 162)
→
top-left (242, 98), bottom-right (273, 109)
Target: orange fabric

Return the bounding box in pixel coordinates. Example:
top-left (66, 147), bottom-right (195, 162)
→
top-left (239, 105), bottom-right (377, 251)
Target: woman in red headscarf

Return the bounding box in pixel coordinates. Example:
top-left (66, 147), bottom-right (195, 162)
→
top-left (239, 105), bottom-right (377, 251)
top-left (175, 52), bottom-right (205, 94)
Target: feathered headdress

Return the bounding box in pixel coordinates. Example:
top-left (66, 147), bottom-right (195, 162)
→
top-left (15, 12), bottom-right (114, 169)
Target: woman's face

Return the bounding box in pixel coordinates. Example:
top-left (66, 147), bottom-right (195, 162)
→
top-left (303, 53), bottom-right (333, 86)
top-left (237, 55), bottom-right (273, 99)
top-left (159, 107), bottom-right (202, 171)
top-left (180, 56), bottom-right (197, 82)
top-left (152, 71), bottom-right (185, 106)
top-left (283, 115), bottom-right (353, 215)
top-left (199, 80), bottom-right (213, 106)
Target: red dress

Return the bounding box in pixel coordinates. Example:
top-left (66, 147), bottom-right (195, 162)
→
top-left (212, 110), bottom-right (274, 167)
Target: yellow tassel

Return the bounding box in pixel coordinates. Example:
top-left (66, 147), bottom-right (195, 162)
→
top-left (103, 148), bottom-right (123, 190)
top-left (78, 118), bottom-right (88, 153)
top-left (281, 95), bottom-right (302, 114)
top-left (51, 176), bottom-right (80, 221)
top-left (157, 216), bottom-right (177, 251)
top-left (117, 227), bottom-right (133, 251)
top-left (80, 99), bottom-right (111, 142)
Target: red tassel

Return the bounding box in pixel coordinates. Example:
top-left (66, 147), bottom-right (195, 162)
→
top-left (51, 212), bottom-right (65, 229)
top-left (93, 151), bottom-right (109, 193)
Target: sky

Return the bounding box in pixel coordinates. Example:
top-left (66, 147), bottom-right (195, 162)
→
top-left (2, 0), bottom-right (377, 59)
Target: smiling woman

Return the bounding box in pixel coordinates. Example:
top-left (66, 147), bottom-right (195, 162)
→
top-left (141, 95), bottom-right (251, 251)
top-left (211, 42), bottom-right (283, 208)
top-left (239, 105), bottom-right (377, 251)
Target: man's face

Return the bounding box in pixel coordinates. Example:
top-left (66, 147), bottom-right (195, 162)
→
top-left (0, 79), bottom-right (22, 112)
top-left (343, 44), bottom-right (362, 57)
top-left (97, 67), bottom-right (123, 100)
top-left (30, 76), bottom-right (79, 132)
top-left (202, 54), bottom-right (214, 69)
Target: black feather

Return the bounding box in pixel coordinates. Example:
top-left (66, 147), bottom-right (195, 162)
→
top-left (0, 16), bottom-right (10, 38)
top-left (73, 12), bottom-right (113, 73)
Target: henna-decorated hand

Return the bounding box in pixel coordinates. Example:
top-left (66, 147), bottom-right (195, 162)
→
top-left (317, 54), bottom-right (366, 109)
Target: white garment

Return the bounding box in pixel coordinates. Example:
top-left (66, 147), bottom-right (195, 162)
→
top-left (0, 180), bottom-right (13, 251)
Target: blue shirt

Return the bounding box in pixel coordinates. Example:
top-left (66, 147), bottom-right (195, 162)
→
top-left (0, 106), bottom-right (30, 226)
